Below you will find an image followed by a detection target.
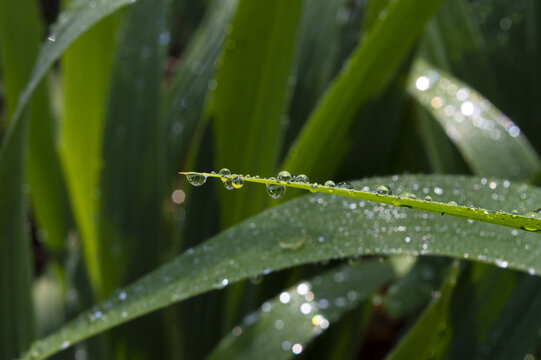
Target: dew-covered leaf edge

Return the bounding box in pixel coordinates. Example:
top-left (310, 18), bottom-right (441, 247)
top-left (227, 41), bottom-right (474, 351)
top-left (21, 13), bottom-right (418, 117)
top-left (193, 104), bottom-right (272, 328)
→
top-left (181, 171), bottom-right (541, 233)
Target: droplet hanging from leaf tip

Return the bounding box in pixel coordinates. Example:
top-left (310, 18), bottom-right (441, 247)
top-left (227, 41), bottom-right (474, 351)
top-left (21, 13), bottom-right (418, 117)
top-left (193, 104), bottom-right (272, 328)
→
top-left (186, 173), bottom-right (207, 186)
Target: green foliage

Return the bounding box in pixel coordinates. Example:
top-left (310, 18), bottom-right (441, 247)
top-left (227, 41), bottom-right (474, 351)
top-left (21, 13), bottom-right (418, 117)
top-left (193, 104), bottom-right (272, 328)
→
top-left (1, 0), bottom-right (541, 359)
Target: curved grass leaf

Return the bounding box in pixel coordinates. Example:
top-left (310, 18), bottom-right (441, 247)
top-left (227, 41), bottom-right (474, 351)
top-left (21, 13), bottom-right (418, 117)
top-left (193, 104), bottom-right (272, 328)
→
top-left (282, 0), bottom-right (445, 181)
top-left (20, 174), bottom-right (541, 359)
top-left (182, 172), bottom-right (541, 232)
top-left (7, 0), bottom-right (137, 135)
top-left (409, 60), bottom-right (541, 181)
top-left (208, 260), bottom-right (395, 360)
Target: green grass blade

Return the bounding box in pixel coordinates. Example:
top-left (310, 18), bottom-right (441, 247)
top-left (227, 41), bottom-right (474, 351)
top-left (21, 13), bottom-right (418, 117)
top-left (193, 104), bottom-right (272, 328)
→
top-left (385, 261), bottom-right (459, 360)
top-left (1, 0), bottom-right (72, 254)
top-left (59, 4), bottom-right (119, 293)
top-left (97, 0), bottom-right (168, 299)
top-left (208, 260), bottom-right (395, 359)
top-left (409, 60), bottom-right (541, 181)
top-left (182, 172), bottom-right (541, 232)
top-left (19, 174), bottom-right (541, 359)
top-left (208, 0), bottom-right (302, 226)
top-left (0, 119), bottom-right (35, 360)
top-left (282, 0), bottom-right (445, 181)
top-left (6, 0), bottom-right (138, 138)
top-left (164, 0), bottom-right (237, 174)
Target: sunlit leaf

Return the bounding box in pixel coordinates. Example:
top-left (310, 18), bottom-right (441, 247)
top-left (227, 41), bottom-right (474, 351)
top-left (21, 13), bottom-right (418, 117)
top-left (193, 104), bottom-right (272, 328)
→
top-left (20, 174), bottom-right (541, 359)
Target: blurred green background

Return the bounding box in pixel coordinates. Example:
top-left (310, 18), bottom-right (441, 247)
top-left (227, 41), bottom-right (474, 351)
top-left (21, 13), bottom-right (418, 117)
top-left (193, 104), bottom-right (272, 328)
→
top-left (1, 0), bottom-right (541, 359)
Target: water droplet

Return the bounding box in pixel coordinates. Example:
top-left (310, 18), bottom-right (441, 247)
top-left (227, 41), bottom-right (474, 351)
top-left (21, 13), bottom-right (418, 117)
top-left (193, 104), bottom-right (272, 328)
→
top-left (232, 176), bottom-right (244, 189)
top-left (337, 181), bottom-right (353, 189)
top-left (219, 168), bottom-right (231, 181)
top-left (309, 183), bottom-right (319, 192)
top-left (399, 192), bottom-right (417, 199)
top-left (279, 292), bottom-right (291, 304)
top-left (294, 174), bottom-right (309, 183)
top-left (47, 34), bottom-right (56, 42)
top-left (277, 171), bottom-right (292, 182)
top-left (60, 341), bottom-right (70, 350)
top-left (292, 343), bottom-right (303, 355)
top-left (117, 291), bottom-right (127, 301)
top-left (324, 180), bottom-right (336, 187)
top-left (376, 185), bottom-right (392, 195)
top-left (266, 184), bottom-right (286, 199)
top-left (447, 201), bottom-right (458, 206)
top-left (424, 196), bottom-right (432, 201)
top-left (223, 178), bottom-right (234, 190)
top-left (525, 211), bottom-right (541, 219)
top-left (186, 173), bottom-right (207, 186)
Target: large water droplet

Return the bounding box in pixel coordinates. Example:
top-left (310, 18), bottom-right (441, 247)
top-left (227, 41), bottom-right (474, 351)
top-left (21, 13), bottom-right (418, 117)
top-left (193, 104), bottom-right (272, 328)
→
top-left (186, 173), bottom-right (207, 186)
top-left (232, 176), bottom-right (244, 189)
top-left (324, 180), bottom-right (336, 187)
top-left (266, 184), bottom-right (286, 199)
top-left (277, 171), bottom-right (292, 182)
top-left (376, 185), bottom-right (392, 195)
top-left (223, 178), bottom-right (234, 190)
top-left (219, 168), bottom-right (231, 181)
top-left (294, 174), bottom-right (309, 183)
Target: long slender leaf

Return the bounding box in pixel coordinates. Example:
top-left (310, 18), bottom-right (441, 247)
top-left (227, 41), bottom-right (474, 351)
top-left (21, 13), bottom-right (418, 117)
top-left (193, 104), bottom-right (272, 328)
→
top-left (20, 174), bottom-right (541, 359)
top-left (409, 60), bottom-right (541, 181)
top-left (164, 0), bottom-right (237, 174)
top-left (282, 0), bottom-right (445, 181)
top-left (208, 260), bottom-right (395, 359)
top-left (209, 0), bottom-right (302, 226)
top-left (59, 4), bottom-right (120, 295)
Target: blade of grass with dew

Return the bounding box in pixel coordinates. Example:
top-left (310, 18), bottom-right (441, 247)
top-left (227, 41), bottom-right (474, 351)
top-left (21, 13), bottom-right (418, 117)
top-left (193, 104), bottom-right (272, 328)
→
top-left (163, 0), bottom-right (238, 175)
top-left (59, 0), bottom-right (120, 295)
top-left (208, 0), bottom-right (302, 227)
top-left (409, 60), bottom-right (541, 181)
top-left (282, 0), bottom-right (445, 181)
top-left (208, 260), bottom-right (395, 360)
top-left (385, 261), bottom-right (459, 360)
top-left (0, 0), bottom-right (72, 255)
top-left (183, 172), bottom-right (541, 232)
top-left (19, 174), bottom-right (541, 359)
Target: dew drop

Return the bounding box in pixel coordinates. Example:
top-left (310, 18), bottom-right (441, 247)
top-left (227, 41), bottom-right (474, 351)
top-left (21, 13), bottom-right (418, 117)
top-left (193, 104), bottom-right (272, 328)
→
top-left (424, 196), bottom-right (432, 201)
top-left (376, 185), bottom-right (392, 195)
top-left (219, 168), bottom-right (231, 181)
top-left (266, 183), bottom-right (286, 199)
top-left (447, 201), bottom-right (458, 206)
top-left (309, 183), bottom-right (319, 192)
top-left (525, 211), bottom-right (541, 219)
top-left (186, 173), bottom-right (207, 186)
top-left (294, 174), bottom-right (309, 183)
top-left (232, 176), bottom-right (244, 189)
top-left (337, 181), bottom-right (353, 189)
top-left (399, 192), bottom-right (417, 200)
top-left (223, 178), bottom-right (234, 190)
top-left (324, 180), bottom-right (336, 187)
top-left (277, 170), bottom-right (292, 182)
